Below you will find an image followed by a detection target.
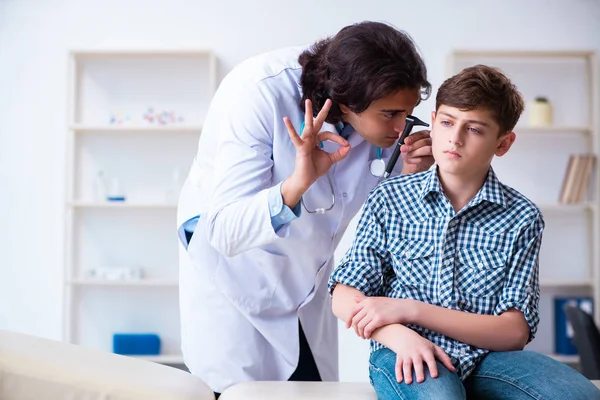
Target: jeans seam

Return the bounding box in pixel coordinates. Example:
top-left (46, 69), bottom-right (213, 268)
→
top-left (370, 364), bottom-right (406, 400)
top-left (471, 373), bottom-right (541, 400)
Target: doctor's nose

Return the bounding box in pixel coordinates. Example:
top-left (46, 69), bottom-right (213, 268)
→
top-left (393, 118), bottom-right (406, 133)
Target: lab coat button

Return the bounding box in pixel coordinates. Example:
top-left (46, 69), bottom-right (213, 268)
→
top-left (342, 192), bottom-right (348, 198)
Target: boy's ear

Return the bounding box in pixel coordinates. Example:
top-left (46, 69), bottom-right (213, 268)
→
top-left (339, 104), bottom-right (350, 114)
top-left (431, 111), bottom-right (436, 125)
top-left (495, 132), bottom-right (516, 157)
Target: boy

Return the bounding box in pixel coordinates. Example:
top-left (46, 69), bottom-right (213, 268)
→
top-left (329, 65), bottom-right (600, 399)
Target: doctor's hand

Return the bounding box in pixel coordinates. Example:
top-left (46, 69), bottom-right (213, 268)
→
top-left (400, 130), bottom-right (434, 175)
top-left (388, 325), bottom-right (456, 384)
top-left (348, 297), bottom-right (418, 339)
top-left (281, 99), bottom-right (351, 208)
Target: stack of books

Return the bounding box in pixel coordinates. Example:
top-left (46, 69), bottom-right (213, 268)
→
top-left (559, 154), bottom-right (596, 204)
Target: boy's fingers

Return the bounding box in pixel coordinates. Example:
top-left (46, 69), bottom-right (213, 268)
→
top-left (395, 356), bottom-right (403, 383)
top-left (413, 357), bottom-right (425, 383)
top-left (423, 353), bottom-right (439, 379)
top-left (435, 346), bottom-right (456, 371)
top-left (403, 360), bottom-right (413, 384)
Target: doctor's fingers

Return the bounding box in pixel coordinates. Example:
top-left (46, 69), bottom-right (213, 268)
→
top-left (403, 129), bottom-right (430, 144)
top-left (403, 145), bottom-right (432, 161)
top-left (283, 117), bottom-right (304, 148)
top-left (401, 138), bottom-right (432, 155)
top-left (312, 99), bottom-right (332, 132)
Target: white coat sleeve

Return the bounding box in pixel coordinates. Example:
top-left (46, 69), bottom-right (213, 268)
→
top-left (203, 79), bottom-right (291, 257)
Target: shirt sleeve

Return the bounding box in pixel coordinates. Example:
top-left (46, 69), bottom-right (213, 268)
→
top-left (328, 190), bottom-right (392, 297)
top-left (268, 182), bottom-right (301, 234)
top-left (494, 212), bottom-right (545, 342)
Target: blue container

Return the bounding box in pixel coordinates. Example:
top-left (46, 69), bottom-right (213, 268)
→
top-left (112, 333), bottom-right (161, 356)
top-left (554, 297), bottom-right (594, 355)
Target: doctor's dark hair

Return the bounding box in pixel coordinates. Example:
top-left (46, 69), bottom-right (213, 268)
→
top-left (299, 21), bottom-right (431, 124)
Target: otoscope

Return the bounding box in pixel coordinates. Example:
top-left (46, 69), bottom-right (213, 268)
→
top-left (383, 115), bottom-right (430, 178)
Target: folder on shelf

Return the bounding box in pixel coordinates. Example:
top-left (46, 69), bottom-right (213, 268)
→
top-left (559, 154), bottom-right (596, 204)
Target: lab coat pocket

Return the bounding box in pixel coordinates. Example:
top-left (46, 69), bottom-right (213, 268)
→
top-left (213, 248), bottom-right (289, 315)
top-left (456, 247), bottom-right (507, 298)
top-left (389, 238), bottom-right (435, 288)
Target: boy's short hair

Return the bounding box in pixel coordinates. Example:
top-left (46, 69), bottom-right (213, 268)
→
top-left (435, 65), bottom-right (525, 135)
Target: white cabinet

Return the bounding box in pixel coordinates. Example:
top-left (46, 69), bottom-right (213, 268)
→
top-left (63, 50), bottom-right (217, 365)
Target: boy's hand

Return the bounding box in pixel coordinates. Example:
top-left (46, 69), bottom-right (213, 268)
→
top-left (400, 130), bottom-right (433, 174)
top-left (388, 326), bottom-right (456, 384)
top-left (348, 297), bottom-right (419, 339)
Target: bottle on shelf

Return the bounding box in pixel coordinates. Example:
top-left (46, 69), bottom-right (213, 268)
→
top-left (528, 97), bottom-right (553, 127)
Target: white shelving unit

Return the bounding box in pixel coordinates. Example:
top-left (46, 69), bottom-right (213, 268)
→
top-left (63, 50), bottom-right (217, 365)
top-left (447, 50), bottom-right (599, 366)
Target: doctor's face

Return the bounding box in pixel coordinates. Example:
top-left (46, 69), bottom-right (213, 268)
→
top-left (339, 88), bottom-right (421, 148)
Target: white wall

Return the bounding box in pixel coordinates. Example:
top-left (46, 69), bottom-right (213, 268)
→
top-left (1, 0), bottom-right (600, 382)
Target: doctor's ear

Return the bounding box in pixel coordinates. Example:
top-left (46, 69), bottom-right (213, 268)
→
top-left (339, 104), bottom-right (350, 114)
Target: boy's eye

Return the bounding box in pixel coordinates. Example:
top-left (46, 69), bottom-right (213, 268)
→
top-left (440, 120), bottom-right (451, 126)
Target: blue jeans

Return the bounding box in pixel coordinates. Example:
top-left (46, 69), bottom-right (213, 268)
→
top-left (369, 348), bottom-right (600, 399)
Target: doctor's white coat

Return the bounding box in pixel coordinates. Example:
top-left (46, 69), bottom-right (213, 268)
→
top-left (177, 46), bottom-right (400, 393)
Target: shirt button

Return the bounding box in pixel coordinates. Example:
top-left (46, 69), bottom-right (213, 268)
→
top-left (460, 349), bottom-right (467, 356)
top-left (477, 262), bottom-right (484, 268)
top-left (444, 260), bottom-right (451, 266)
top-left (443, 300), bottom-right (449, 307)
top-left (404, 250), bottom-right (412, 257)
top-left (279, 216), bottom-right (285, 219)
top-left (525, 287), bottom-right (533, 294)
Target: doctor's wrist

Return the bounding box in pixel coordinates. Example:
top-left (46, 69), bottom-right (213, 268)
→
top-left (281, 177), bottom-right (307, 210)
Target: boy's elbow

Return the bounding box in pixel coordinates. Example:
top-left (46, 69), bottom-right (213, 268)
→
top-left (331, 286), bottom-right (346, 321)
top-left (513, 328), bottom-right (530, 350)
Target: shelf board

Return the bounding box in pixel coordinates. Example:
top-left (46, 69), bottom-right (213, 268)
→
top-left (72, 49), bottom-right (214, 59)
top-left (70, 125), bottom-right (202, 134)
top-left (127, 354), bottom-right (185, 364)
top-left (515, 126), bottom-right (591, 134)
top-left (68, 279), bottom-right (178, 287)
top-left (69, 201), bottom-right (177, 209)
top-left (540, 279), bottom-right (592, 288)
top-left (538, 203), bottom-right (595, 212)
top-left (546, 353), bottom-right (580, 363)
top-left (452, 50), bottom-right (594, 59)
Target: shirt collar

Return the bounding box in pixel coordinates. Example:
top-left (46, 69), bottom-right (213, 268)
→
top-left (420, 164), bottom-right (506, 208)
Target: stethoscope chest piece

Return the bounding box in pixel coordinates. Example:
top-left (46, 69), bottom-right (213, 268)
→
top-left (370, 158), bottom-right (386, 177)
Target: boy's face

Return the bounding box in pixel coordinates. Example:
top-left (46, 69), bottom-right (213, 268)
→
top-left (430, 105), bottom-right (516, 178)
top-left (340, 88), bottom-right (421, 148)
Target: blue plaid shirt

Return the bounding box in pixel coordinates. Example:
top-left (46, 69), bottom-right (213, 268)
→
top-left (329, 165), bottom-right (544, 380)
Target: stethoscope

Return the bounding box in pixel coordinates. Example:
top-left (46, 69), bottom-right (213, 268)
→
top-left (298, 115), bottom-right (429, 214)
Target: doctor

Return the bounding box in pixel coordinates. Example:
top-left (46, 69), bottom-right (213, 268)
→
top-left (177, 21), bottom-right (434, 396)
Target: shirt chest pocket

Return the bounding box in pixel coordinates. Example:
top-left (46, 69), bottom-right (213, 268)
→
top-left (390, 239), bottom-right (435, 288)
top-left (456, 248), bottom-right (508, 298)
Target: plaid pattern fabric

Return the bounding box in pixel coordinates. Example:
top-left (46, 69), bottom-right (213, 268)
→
top-left (329, 165), bottom-right (544, 380)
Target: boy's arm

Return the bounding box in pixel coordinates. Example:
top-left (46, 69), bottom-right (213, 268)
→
top-left (328, 192), bottom-right (391, 304)
top-left (408, 212), bottom-right (544, 351)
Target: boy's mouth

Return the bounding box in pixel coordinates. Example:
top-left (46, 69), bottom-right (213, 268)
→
top-left (444, 150), bottom-right (461, 158)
